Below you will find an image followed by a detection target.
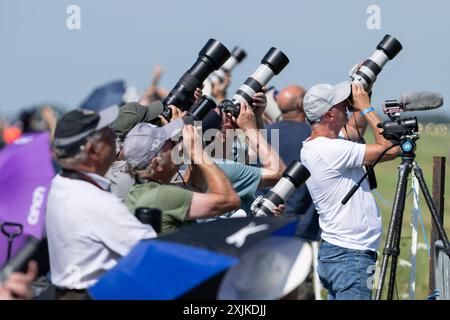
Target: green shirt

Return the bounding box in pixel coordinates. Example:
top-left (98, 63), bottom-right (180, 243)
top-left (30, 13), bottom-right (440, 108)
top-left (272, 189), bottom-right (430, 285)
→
top-left (125, 182), bottom-right (193, 234)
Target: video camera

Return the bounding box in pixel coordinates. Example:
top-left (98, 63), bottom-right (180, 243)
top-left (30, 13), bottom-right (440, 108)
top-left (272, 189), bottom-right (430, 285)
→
top-left (379, 91), bottom-right (443, 142)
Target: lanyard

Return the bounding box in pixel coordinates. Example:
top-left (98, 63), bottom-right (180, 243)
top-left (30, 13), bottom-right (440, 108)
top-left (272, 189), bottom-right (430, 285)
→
top-left (60, 169), bottom-right (104, 190)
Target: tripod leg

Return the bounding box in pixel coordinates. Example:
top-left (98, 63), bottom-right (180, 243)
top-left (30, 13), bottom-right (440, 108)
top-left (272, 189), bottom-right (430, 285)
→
top-left (413, 162), bottom-right (450, 256)
top-left (387, 181), bottom-right (409, 300)
top-left (376, 161), bottom-right (411, 300)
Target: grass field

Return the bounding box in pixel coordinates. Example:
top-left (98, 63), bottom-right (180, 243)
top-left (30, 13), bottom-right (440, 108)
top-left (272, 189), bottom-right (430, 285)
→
top-left (364, 124), bottom-right (450, 300)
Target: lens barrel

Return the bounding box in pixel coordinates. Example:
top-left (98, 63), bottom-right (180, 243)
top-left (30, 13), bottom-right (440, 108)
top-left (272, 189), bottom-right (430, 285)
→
top-left (232, 47), bottom-right (247, 63)
top-left (250, 161), bottom-right (310, 217)
top-left (377, 34), bottom-right (403, 60)
top-left (191, 95), bottom-right (217, 121)
top-left (162, 39), bottom-right (230, 117)
top-left (352, 34), bottom-right (402, 91)
top-left (261, 47), bottom-right (290, 75)
top-left (283, 161), bottom-right (311, 188)
top-left (219, 47), bottom-right (289, 117)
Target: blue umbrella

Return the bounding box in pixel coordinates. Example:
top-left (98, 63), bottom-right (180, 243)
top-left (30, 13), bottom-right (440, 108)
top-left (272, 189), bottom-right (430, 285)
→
top-left (89, 216), bottom-right (311, 300)
top-left (80, 80), bottom-right (126, 111)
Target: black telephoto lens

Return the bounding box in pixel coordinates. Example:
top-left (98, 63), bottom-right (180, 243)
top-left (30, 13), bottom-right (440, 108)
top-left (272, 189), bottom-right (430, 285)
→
top-left (183, 95), bottom-right (218, 125)
top-left (191, 96), bottom-right (217, 121)
top-left (162, 39), bottom-right (230, 119)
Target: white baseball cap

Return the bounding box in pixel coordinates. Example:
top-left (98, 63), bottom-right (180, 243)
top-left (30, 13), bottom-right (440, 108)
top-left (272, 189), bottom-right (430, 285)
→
top-left (303, 81), bottom-right (351, 123)
top-left (217, 237), bottom-right (313, 300)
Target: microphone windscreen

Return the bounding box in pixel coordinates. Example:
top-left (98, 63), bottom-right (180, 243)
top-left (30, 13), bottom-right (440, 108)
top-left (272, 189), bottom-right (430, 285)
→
top-left (401, 92), bottom-right (443, 111)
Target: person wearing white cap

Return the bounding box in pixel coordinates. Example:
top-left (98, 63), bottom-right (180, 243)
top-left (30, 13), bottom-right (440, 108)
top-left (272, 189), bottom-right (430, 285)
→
top-left (301, 82), bottom-right (400, 300)
top-left (123, 120), bottom-right (241, 233)
top-left (46, 105), bottom-right (157, 299)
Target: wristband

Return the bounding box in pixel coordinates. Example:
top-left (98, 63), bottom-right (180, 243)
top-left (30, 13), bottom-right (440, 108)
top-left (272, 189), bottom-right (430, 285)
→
top-left (360, 107), bottom-right (375, 116)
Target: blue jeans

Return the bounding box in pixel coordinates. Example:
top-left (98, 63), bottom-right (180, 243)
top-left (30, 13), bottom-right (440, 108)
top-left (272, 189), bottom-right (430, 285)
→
top-left (317, 241), bottom-right (377, 300)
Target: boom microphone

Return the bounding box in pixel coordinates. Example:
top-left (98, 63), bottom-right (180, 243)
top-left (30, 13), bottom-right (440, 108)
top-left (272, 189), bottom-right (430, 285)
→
top-left (383, 92), bottom-right (444, 114)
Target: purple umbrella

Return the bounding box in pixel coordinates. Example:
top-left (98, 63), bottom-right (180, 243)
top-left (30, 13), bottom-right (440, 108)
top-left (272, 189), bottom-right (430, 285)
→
top-left (0, 133), bottom-right (55, 266)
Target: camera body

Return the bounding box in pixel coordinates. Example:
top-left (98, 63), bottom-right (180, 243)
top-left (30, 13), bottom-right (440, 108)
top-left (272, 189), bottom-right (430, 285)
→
top-left (218, 99), bottom-right (240, 118)
top-left (218, 47), bottom-right (289, 118)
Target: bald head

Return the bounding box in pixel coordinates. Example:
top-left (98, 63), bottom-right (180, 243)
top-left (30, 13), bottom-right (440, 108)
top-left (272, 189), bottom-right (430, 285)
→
top-left (277, 85), bottom-right (306, 114)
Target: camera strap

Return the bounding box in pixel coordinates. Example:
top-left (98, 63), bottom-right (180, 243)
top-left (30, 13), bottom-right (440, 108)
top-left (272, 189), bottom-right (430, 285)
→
top-left (343, 123), bottom-right (378, 190)
top-left (60, 169), bottom-right (104, 190)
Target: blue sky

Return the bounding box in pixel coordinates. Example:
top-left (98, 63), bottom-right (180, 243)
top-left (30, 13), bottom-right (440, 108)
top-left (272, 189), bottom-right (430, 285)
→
top-left (1, 0), bottom-right (449, 117)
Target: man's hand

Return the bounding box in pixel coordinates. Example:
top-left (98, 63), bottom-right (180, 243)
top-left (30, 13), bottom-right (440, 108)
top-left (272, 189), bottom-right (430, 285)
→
top-left (251, 92), bottom-right (267, 115)
top-left (351, 83), bottom-right (371, 111)
top-left (233, 102), bottom-right (257, 131)
top-left (271, 204), bottom-right (286, 216)
top-left (194, 87), bottom-right (203, 104)
top-left (182, 125), bottom-right (204, 164)
top-left (158, 105), bottom-right (186, 125)
top-left (0, 261), bottom-right (37, 300)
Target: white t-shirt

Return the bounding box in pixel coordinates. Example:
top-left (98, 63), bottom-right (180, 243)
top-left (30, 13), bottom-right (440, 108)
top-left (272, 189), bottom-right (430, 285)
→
top-left (45, 174), bottom-right (156, 289)
top-left (301, 136), bottom-right (382, 251)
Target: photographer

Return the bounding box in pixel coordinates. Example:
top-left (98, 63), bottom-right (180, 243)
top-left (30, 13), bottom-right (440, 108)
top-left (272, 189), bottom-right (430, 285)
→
top-left (124, 121), bottom-right (241, 233)
top-left (46, 106), bottom-right (157, 299)
top-left (261, 84), bottom-right (320, 241)
top-left (301, 82), bottom-right (400, 300)
top-left (199, 93), bottom-right (286, 218)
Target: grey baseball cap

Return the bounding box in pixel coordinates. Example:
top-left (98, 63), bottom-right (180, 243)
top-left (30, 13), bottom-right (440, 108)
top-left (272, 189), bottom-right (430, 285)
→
top-left (303, 81), bottom-right (351, 123)
top-left (111, 101), bottom-right (164, 140)
top-left (123, 118), bottom-right (184, 169)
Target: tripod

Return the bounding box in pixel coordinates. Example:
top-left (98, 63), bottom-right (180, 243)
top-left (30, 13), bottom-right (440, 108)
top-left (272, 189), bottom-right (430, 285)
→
top-left (375, 137), bottom-right (450, 300)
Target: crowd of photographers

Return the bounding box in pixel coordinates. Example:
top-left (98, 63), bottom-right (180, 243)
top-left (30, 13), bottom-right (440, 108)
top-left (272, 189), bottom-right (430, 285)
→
top-left (0, 37), bottom-right (404, 300)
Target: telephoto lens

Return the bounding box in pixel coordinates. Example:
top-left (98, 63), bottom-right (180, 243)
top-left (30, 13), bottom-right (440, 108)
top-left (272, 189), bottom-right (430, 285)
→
top-left (162, 39), bottom-right (231, 120)
top-left (209, 47), bottom-right (247, 84)
top-left (350, 34), bottom-right (402, 91)
top-left (218, 47), bottom-right (289, 118)
top-left (183, 95), bottom-right (218, 125)
top-left (250, 161), bottom-right (310, 217)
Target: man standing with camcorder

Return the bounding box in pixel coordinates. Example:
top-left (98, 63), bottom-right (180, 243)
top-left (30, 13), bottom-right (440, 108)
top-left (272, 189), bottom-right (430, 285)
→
top-left (301, 82), bottom-right (400, 300)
